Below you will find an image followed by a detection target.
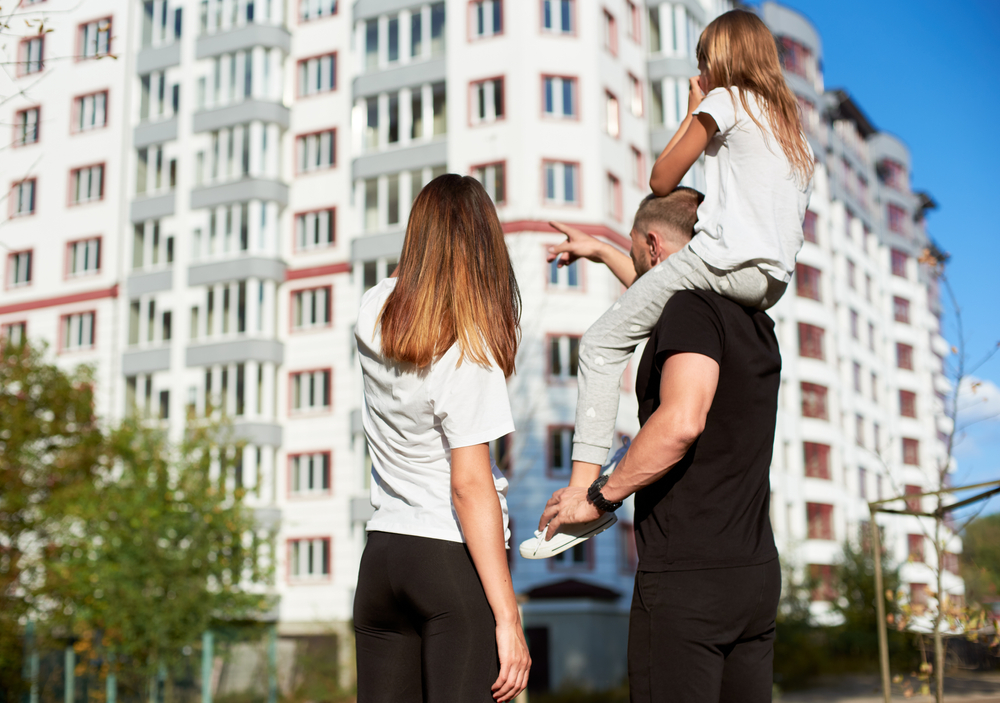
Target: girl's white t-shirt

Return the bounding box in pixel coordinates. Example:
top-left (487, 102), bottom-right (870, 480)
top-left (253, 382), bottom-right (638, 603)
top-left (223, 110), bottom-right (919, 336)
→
top-left (691, 87), bottom-right (814, 282)
top-left (356, 277), bottom-right (514, 544)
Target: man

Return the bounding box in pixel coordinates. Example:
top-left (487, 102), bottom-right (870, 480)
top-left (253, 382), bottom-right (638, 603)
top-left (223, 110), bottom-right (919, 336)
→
top-left (541, 188), bottom-right (782, 703)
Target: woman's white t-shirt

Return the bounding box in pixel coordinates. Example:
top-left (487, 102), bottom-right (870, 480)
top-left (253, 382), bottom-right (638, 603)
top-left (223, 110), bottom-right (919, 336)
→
top-left (691, 86), bottom-right (814, 282)
top-left (356, 277), bottom-right (514, 544)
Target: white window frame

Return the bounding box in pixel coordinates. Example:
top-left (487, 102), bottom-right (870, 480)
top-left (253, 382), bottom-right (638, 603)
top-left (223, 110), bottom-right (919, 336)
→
top-left (13, 180), bottom-right (36, 216)
top-left (71, 164), bottom-right (104, 204)
top-left (543, 161), bottom-right (579, 205)
top-left (298, 53), bottom-right (336, 97)
top-left (292, 287), bottom-right (332, 330)
top-left (548, 259), bottom-right (579, 289)
top-left (605, 91), bottom-right (620, 137)
top-left (291, 369), bottom-right (331, 412)
top-left (471, 78), bottom-right (504, 125)
top-left (541, 0), bottom-right (573, 34)
top-left (629, 73), bottom-right (643, 116)
top-left (22, 37), bottom-right (43, 74)
top-left (296, 130), bottom-right (335, 172)
top-left (548, 425), bottom-right (573, 477)
top-left (290, 453), bottom-right (331, 495)
top-left (8, 251), bottom-right (32, 287)
top-left (16, 107), bottom-right (39, 146)
top-left (80, 19), bottom-right (112, 58)
top-left (76, 92), bottom-right (108, 131)
top-left (473, 162), bottom-right (505, 205)
top-left (548, 334), bottom-right (580, 379)
top-left (299, 0), bottom-right (337, 22)
top-left (68, 238), bottom-right (101, 276)
top-left (543, 76), bottom-right (576, 118)
top-left (288, 537), bottom-right (331, 579)
top-left (295, 209), bottom-right (335, 250)
top-left (470, 0), bottom-right (502, 38)
top-left (62, 312), bottom-right (96, 351)
top-left (2, 322), bottom-right (27, 346)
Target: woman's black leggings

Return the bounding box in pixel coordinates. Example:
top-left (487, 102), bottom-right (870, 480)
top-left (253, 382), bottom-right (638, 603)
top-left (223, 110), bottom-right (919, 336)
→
top-left (354, 531), bottom-right (499, 703)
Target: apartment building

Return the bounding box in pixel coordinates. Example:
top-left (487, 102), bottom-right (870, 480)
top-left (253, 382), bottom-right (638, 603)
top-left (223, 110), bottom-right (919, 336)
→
top-left (0, 0), bottom-right (960, 694)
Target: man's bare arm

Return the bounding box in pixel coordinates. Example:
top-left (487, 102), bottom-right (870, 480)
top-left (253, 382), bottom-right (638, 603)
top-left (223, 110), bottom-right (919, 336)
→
top-left (547, 221), bottom-right (637, 288)
top-left (601, 352), bottom-right (718, 501)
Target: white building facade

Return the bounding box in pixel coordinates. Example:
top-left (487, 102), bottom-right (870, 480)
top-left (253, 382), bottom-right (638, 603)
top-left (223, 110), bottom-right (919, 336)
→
top-left (0, 0), bottom-right (960, 693)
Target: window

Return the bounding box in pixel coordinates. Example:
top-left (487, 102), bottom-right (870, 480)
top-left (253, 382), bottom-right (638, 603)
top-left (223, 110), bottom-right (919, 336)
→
top-left (79, 18), bottom-right (112, 58)
top-left (72, 91), bottom-right (108, 133)
top-left (602, 9), bottom-right (617, 55)
top-left (68, 238), bottom-right (101, 276)
top-left (908, 534), bottom-right (924, 563)
top-left (470, 0), bottom-right (502, 38)
top-left (291, 287), bottom-right (331, 330)
top-left (387, 15), bottom-right (399, 62)
top-left (904, 485), bottom-right (922, 513)
top-left (625, 0), bottom-right (639, 42)
top-left (849, 309), bottom-right (859, 339)
top-left (879, 159), bottom-right (906, 190)
top-left (887, 204), bottom-right (907, 234)
top-left (801, 382), bottom-right (828, 420)
top-left (549, 335), bottom-right (580, 379)
top-left (795, 263), bottom-right (821, 301)
top-left (471, 77), bottom-right (504, 125)
top-left (780, 36), bottom-right (813, 79)
top-left (541, 0), bottom-right (573, 34)
top-left (14, 107), bottom-right (40, 146)
top-left (896, 343), bottom-right (914, 370)
top-left (432, 82), bottom-right (447, 134)
top-left (472, 162), bottom-right (505, 205)
top-left (20, 37), bottom-right (44, 75)
top-left (865, 274), bottom-right (872, 302)
top-left (290, 369), bottom-right (331, 412)
top-left (797, 323), bottom-right (824, 360)
top-left (547, 426), bottom-right (573, 477)
top-left (900, 390), bottom-right (917, 418)
top-left (431, 3), bottom-right (446, 55)
top-left (890, 248), bottom-right (907, 278)
top-left (11, 179), bottom-right (36, 216)
top-left (893, 296), bottom-right (910, 324)
top-left (542, 76), bottom-right (577, 118)
top-left (802, 210), bottom-right (818, 243)
top-left (7, 250), bottom-right (32, 288)
top-left (902, 438), bottom-right (919, 466)
top-left (871, 372), bottom-right (878, 402)
top-left (299, 0), bottom-right (336, 22)
top-left (606, 172), bottom-right (622, 220)
top-left (803, 442), bottom-right (830, 480)
top-left (543, 161), bottom-right (579, 206)
top-left (552, 540), bottom-right (591, 570)
top-left (290, 452), bottom-right (331, 495)
top-left (1, 322), bottom-right (27, 346)
top-left (846, 259), bottom-right (856, 289)
top-left (628, 73), bottom-right (642, 117)
top-left (548, 260), bottom-right (580, 290)
top-left (868, 322), bottom-right (876, 352)
top-left (855, 414), bottom-right (864, 447)
top-left (62, 312), bottom-right (96, 351)
top-left (71, 164), bottom-right (104, 204)
top-left (942, 552), bottom-right (959, 574)
top-left (806, 503), bottom-right (833, 540)
top-left (296, 129), bottom-right (335, 172)
top-left (490, 434), bottom-right (512, 475)
top-left (288, 537), bottom-right (331, 579)
top-left (852, 362), bottom-right (862, 393)
top-left (298, 53), bottom-right (336, 97)
top-left (295, 208), bottom-right (335, 250)
top-left (809, 564), bottom-right (836, 601)
top-left (630, 146), bottom-right (644, 187)
top-left (910, 583), bottom-right (928, 612)
top-left (647, 6), bottom-right (661, 53)
top-left (605, 90), bottom-right (619, 137)
top-left (858, 467), bottom-right (867, 500)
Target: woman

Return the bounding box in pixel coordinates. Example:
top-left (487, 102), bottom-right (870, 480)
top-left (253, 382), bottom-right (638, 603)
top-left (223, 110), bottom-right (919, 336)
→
top-left (354, 174), bottom-right (530, 702)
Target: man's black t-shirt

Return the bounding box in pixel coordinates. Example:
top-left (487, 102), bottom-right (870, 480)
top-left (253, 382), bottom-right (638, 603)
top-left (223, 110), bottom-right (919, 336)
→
top-left (633, 289), bottom-right (780, 572)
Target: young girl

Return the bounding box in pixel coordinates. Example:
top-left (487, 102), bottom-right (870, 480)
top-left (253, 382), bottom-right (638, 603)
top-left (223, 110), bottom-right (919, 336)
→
top-left (568, 9), bottom-right (814, 471)
top-left (354, 175), bottom-right (530, 702)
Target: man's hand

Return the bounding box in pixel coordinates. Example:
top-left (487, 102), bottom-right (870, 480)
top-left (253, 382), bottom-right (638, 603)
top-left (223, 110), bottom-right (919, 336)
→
top-left (537, 486), bottom-right (602, 541)
top-left (546, 221), bottom-right (607, 268)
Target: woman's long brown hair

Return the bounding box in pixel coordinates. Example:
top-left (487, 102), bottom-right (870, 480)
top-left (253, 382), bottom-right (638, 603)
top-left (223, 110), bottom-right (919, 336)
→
top-left (697, 10), bottom-right (814, 185)
top-left (378, 174), bottom-right (521, 377)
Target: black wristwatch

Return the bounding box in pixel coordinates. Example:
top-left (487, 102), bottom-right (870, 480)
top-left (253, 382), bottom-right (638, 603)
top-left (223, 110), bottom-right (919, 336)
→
top-left (587, 475), bottom-right (623, 513)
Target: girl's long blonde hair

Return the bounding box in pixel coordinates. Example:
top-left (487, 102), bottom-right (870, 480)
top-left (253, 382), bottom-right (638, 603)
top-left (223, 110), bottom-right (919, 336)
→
top-left (697, 10), bottom-right (814, 184)
top-left (378, 174), bottom-right (521, 377)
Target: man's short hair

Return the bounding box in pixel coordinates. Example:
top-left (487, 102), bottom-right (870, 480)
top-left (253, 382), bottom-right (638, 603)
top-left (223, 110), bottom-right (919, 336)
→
top-left (632, 187), bottom-right (705, 246)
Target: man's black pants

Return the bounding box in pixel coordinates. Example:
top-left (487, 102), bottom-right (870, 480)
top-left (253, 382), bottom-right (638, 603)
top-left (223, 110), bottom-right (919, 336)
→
top-left (628, 558), bottom-right (781, 703)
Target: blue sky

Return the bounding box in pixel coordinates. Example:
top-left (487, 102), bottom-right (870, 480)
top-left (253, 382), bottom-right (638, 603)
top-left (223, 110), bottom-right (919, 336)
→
top-left (749, 0), bottom-right (1000, 514)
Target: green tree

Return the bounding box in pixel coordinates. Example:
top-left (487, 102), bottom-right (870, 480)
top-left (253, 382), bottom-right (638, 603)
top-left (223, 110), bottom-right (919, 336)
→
top-left (0, 343), bottom-right (103, 697)
top-left (960, 513), bottom-right (1000, 606)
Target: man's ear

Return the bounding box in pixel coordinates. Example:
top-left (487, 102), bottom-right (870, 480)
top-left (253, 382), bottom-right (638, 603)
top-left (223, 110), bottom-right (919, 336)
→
top-left (646, 230), bottom-right (663, 261)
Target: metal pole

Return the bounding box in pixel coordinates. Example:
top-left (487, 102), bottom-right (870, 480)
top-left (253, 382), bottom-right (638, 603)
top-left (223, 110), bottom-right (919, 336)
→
top-left (27, 621), bottom-right (39, 703)
top-left (202, 630), bottom-right (214, 703)
top-left (65, 646), bottom-right (75, 703)
top-left (871, 509), bottom-right (891, 703)
top-left (106, 674), bottom-right (117, 703)
top-left (267, 625), bottom-right (278, 703)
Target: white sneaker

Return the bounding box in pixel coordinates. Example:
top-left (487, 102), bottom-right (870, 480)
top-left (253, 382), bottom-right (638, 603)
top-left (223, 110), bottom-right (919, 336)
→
top-left (518, 437), bottom-right (630, 560)
top-left (519, 512), bottom-right (618, 560)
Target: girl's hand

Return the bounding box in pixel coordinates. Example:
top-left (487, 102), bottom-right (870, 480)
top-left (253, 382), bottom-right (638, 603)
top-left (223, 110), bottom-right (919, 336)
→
top-left (492, 621), bottom-right (531, 701)
top-left (687, 76), bottom-right (706, 115)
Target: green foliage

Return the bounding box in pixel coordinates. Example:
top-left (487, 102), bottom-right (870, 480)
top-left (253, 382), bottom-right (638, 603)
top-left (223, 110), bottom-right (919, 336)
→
top-left (0, 343), bottom-right (103, 697)
top-left (0, 343), bottom-right (274, 694)
top-left (961, 513), bottom-right (1000, 606)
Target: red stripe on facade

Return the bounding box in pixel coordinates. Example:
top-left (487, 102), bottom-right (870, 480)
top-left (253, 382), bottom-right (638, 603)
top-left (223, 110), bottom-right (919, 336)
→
top-left (285, 262), bottom-right (352, 281)
top-left (502, 220), bottom-right (630, 250)
top-left (0, 284), bottom-right (118, 316)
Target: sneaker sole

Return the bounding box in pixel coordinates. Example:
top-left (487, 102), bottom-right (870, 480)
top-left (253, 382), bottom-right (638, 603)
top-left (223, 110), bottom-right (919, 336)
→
top-left (518, 513), bottom-right (618, 560)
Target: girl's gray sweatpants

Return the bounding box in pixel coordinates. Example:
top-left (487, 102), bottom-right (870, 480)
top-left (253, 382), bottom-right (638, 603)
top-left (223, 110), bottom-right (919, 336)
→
top-left (571, 243), bottom-right (787, 465)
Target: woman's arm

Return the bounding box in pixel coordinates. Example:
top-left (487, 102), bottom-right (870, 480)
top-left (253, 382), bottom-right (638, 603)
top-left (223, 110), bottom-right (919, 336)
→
top-left (451, 444), bottom-right (530, 702)
top-left (649, 78), bottom-right (718, 196)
